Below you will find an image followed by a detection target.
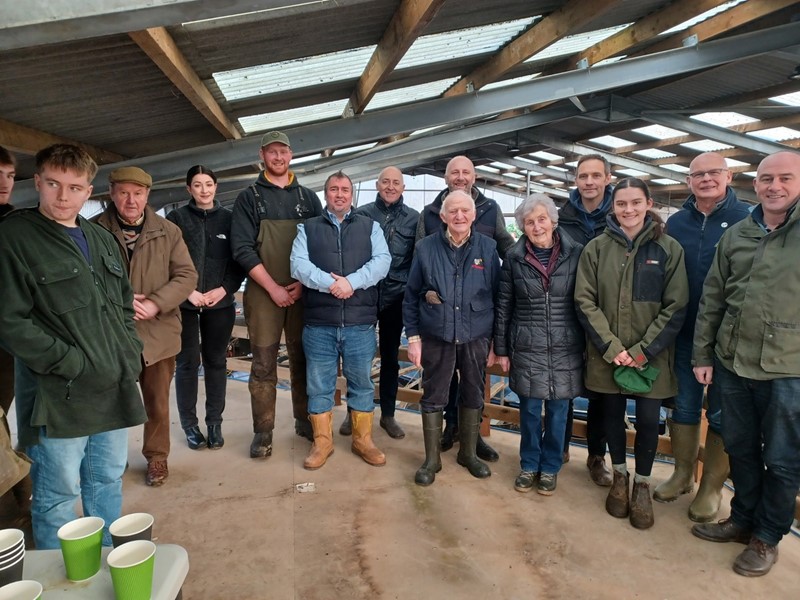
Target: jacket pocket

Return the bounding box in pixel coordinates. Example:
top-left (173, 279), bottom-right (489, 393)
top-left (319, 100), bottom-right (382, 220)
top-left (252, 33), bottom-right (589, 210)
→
top-left (32, 260), bottom-right (90, 314)
top-left (632, 262), bottom-right (665, 303)
top-left (760, 322), bottom-right (800, 374)
top-left (101, 253), bottom-right (126, 306)
top-left (715, 308), bottom-right (738, 360)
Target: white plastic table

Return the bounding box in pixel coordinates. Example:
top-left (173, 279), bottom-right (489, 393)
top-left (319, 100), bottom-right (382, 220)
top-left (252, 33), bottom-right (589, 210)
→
top-left (20, 544), bottom-right (188, 599)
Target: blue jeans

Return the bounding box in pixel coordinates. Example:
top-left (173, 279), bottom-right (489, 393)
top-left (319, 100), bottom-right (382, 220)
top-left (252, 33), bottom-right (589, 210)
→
top-left (303, 324), bottom-right (376, 414)
top-left (714, 360), bottom-right (800, 546)
top-left (519, 397), bottom-right (569, 475)
top-left (672, 335), bottom-right (707, 427)
top-left (27, 428), bottom-right (129, 549)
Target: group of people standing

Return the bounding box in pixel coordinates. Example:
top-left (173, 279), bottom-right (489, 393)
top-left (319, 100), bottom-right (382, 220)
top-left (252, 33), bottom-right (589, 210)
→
top-left (0, 136), bottom-right (797, 579)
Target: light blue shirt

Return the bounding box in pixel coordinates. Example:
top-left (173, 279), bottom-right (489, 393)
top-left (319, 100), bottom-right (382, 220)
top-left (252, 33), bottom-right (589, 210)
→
top-left (290, 209), bottom-right (391, 293)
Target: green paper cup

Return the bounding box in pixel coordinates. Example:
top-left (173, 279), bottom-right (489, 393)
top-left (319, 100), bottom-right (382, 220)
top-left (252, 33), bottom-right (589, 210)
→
top-left (57, 516), bottom-right (105, 582)
top-left (107, 540), bottom-right (156, 600)
top-left (0, 580), bottom-right (42, 599)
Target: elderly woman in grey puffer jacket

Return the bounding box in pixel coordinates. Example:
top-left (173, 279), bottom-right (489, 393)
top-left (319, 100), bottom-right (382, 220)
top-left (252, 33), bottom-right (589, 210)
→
top-left (494, 194), bottom-right (585, 496)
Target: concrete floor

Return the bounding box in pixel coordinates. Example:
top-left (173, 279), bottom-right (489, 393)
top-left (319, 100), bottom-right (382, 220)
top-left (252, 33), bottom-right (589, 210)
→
top-left (112, 379), bottom-right (798, 600)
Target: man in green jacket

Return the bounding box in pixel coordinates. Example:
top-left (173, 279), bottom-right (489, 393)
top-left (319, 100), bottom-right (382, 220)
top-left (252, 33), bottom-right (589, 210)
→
top-left (0, 144), bottom-right (146, 549)
top-left (692, 151), bottom-right (800, 577)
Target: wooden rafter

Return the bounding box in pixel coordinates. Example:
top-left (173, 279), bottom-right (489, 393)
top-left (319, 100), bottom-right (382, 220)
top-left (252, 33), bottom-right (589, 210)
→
top-left (129, 27), bottom-right (241, 140)
top-left (632, 0), bottom-right (799, 56)
top-left (0, 118), bottom-right (125, 163)
top-left (544, 0), bottom-right (729, 73)
top-left (442, 0), bottom-right (623, 98)
top-left (344, 0), bottom-right (446, 116)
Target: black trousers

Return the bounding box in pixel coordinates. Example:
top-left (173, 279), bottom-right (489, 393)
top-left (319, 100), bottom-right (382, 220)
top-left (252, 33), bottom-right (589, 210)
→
top-left (602, 393), bottom-right (663, 476)
top-left (564, 391), bottom-right (607, 456)
top-left (420, 337), bottom-right (488, 413)
top-left (377, 298), bottom-right (404, 417)
top-left (175, 305), bottom-right (236, 428)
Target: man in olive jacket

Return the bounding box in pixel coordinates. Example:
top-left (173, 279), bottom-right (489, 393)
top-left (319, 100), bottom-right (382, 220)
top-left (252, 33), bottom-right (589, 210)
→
top-left (691, 151), bottom-right (800, 577)
top-left (96, 166), bottom-right (197, 487)
top-left (0, 144), bottom-right (145, 549)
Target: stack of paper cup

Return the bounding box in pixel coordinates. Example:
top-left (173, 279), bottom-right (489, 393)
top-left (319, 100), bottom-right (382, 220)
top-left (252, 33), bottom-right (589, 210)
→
top-left (0, 529), bottom-right (25, 587)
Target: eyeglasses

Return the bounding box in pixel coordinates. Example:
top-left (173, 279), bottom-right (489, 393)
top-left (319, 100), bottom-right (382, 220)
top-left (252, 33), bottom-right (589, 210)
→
top-left (688, 168), bottom-right (728, 180)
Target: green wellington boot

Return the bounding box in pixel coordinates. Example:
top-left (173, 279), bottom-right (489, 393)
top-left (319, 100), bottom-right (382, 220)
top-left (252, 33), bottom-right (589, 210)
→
top-left (654, 420), bottom-right (700, 502)
top-left (415, 411), bottom-right (443, 486)
top-left (456, 407), bottom-right (490, 479)
top-left (689, 429), bottom-right (730, 522)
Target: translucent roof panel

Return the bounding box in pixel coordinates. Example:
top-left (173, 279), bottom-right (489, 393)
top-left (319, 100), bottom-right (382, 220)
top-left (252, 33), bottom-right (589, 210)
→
top-left (365, 78), bottom-right (459, 112)
top-left (239, 99), bottom-right (348, 134)
top-left (633, 124), bottom-right (687, 139)
top-left (651, 178), bottom-right (681, 185)
top-left (589, 135), bottom-right (632, 149)
top-left (616, 168), bottom-right (648, 177)
top-left (661, 0), bottom-right (747, 35)
top-left (214, 47), bottom-right (374, 102)
top-left (539, 178), bottom-right (563, 186)
top-left (662, 163), bottom-right (690, 173)
top-left (691, 112), bottom-right (759, 128)
top-left (530, 151), bottom-right (563, 161)
top-left (680, 140), bottom-right (735, 152)
top-left (725, 158), bottom-right (749, 168)
top-left (397, 17), bottom-right (538, 70)
top-left (525, 24), bottom-right (631, 63)
top-left (476, 165), bottom-right (500, 174)
top-left (770, 92), bottom-right (800, 107)
top-left (633, 149), bottom-right (677, 159)
top-left (747, 127), bottom-right (800, 142)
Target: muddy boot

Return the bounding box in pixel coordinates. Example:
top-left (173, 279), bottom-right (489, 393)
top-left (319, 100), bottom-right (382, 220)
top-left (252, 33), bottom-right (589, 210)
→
top-left (456, 407), bottom-right (490, 479)
top-left (351, 410), bottom-right (386, 466)
top-left (249, 431), bottom-right (273, 459)
top-left (630, 478), bottom-right (655, 529)
top-left (654, 420), bottom-right (700, 502)
top-left (606, 468), bottom-right (630, 518)
top-left (415, 411), bottom-right (443, 486)
top-left (689, 429), bottom-right (730, 523)
top-left (304, 412), bottom-right (334, 470)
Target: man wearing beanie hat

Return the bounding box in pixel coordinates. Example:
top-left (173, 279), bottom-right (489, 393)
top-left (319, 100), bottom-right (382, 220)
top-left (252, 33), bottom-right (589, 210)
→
top-left (231, 131), bottom-right (322, 459)
top-left (95, 165), bottom-right (197, 487)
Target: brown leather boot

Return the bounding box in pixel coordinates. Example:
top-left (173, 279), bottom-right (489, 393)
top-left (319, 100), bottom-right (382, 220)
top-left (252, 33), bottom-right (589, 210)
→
top-left (304, 412), bottom-right (334, 470)
top-left (351, 410), bottom-right (386, 466)
top-left (605, 470), bottom-right (630, 518)
top-left (630, 480), bottom-right (655, 529)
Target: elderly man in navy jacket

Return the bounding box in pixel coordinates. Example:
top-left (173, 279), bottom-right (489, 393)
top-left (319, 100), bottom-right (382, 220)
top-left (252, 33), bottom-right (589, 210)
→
top-left (404, 190), bottom-right (500, 486)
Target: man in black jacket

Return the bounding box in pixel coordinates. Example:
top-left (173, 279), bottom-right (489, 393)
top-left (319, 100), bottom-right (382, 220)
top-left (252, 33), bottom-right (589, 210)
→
top-left (416, 156), bottom-right (511, 461)
top-left (342, 166), bottom-right (420, 440)
top-left (559, 154), bottom-right (614, 487)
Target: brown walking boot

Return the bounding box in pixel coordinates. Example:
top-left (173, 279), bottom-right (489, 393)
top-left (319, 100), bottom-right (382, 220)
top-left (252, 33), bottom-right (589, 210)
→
top-left (605, 470), bottom-right (630, 518)
top-left (630, 480), bottom-right (655, 529)
top-left (304, 412), bottom-right (334, 470)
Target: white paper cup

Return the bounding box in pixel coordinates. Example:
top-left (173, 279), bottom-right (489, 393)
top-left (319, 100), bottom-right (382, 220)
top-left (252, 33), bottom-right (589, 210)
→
top-left (0, 580), bottom-right (42, 600)
top-left (109, 513), bottom-right (154, 548)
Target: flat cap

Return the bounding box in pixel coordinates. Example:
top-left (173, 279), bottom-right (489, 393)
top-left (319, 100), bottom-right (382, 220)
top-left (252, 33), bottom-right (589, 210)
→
top-left (109, 166), bottom-right (152, 188)
top-left (260, 131), bottom-right (291, 148)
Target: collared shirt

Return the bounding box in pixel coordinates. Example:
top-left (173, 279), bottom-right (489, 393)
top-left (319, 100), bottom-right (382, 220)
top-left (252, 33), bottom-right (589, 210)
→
top-left (446, 228), bottom-right (471, 248)
top-left (290, 216), bottom-right (390, 293)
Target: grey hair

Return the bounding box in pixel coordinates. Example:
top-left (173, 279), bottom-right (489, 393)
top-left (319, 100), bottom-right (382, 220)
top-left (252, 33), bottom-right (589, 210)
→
top-left (439, 189), bottom-right (475, 214)
top-left (515, 193), bottom-right (558, 230)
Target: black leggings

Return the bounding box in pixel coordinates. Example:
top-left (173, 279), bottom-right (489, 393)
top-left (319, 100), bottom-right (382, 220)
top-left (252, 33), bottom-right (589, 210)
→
top-left (602, 393), bottom-right (663, 477)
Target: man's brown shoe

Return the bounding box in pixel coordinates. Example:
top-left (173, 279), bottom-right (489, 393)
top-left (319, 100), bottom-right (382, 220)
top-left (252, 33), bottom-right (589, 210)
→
top-left (145, 460), bottom-right (168, 487)
top-left (733, 538), bottom-right (778, 577)
top-left (587, 454), bottom-right (613, 487)
top-left (691, 518), bottom-right (752, 544)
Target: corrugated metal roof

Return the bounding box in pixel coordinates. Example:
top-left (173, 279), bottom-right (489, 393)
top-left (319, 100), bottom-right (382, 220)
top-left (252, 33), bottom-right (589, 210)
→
top-left (239, 99), bottom-right (348, 133)
top-left (691, 112), bottom-right (759, 127)
top-left (366, 77), bottom-right (459, 111)
top-left (747, 127), bottom-right (800, 141)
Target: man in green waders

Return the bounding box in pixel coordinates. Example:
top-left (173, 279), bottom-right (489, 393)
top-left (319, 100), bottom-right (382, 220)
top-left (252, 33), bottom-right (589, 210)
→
top-left (231, 132), bottom-right (323, 459)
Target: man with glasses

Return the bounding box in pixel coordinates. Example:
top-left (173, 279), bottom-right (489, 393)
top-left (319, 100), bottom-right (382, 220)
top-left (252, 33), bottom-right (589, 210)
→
top-left (656, 152), bottom-right (749, 521)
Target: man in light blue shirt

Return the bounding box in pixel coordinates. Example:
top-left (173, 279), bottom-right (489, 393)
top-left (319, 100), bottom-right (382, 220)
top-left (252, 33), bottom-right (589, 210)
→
top-left (291, 171), bottom-right (390, 470)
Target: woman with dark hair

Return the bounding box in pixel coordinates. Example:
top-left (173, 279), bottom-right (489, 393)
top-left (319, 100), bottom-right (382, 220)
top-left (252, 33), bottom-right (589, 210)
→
top-left (575, 177), bottom-right (688, 529)
top-left (166, 166), bottom-right (244, 450)
top-left (494, 194), bottom-right (585, 496)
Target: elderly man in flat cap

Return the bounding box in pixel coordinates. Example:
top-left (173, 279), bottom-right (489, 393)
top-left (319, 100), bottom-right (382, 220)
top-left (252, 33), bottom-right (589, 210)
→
top-left (95, 166), bottom-right (196, 487)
